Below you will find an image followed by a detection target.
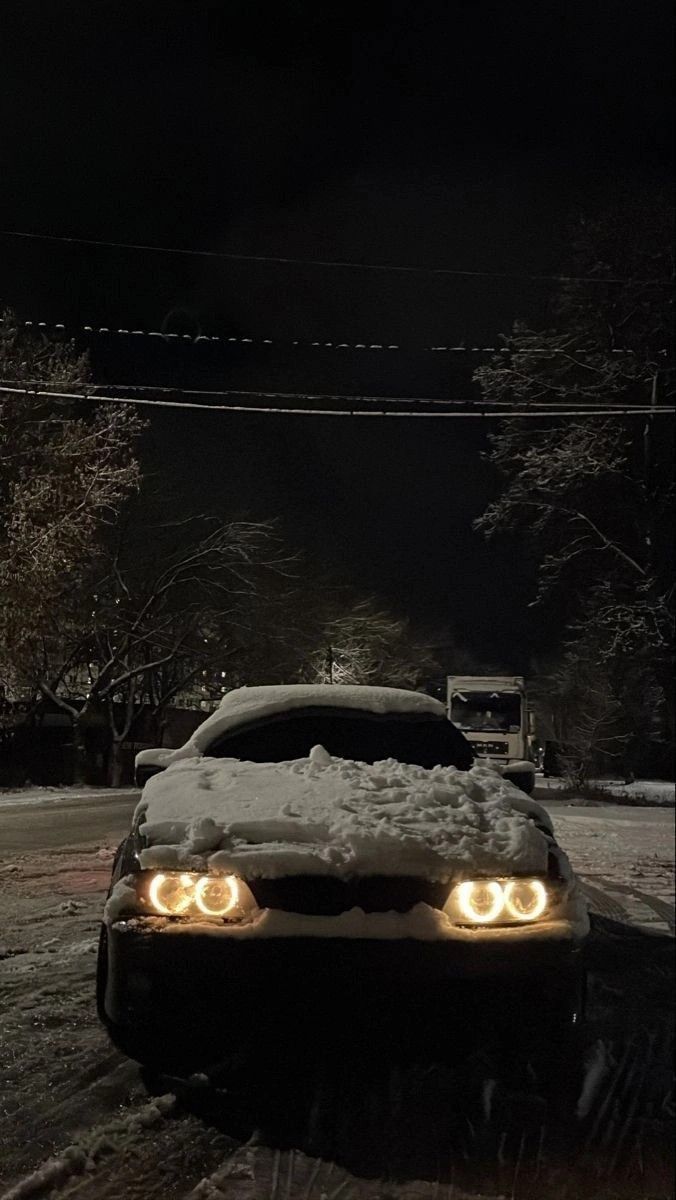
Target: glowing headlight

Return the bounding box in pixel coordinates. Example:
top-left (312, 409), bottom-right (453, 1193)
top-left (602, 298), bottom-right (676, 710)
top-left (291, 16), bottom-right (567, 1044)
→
top-left (446, 877), bottom-right (550, 926)
top-left (503, 878), bottom-right (547, 921)
top-left (455, 880), bottom-right (505, 924)
top-left (145, 872), bottom-right (252, 920)
top-left (194, 874), bottom-right (239, 916)
top-left (148, 872), bottom-right (196, 916)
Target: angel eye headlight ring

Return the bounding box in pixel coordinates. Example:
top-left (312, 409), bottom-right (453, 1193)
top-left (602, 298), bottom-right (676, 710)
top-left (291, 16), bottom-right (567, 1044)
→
top-left (503, 878), bottom-right (547, 921)
top-left (148, 872), bottom-right (195, 916)
top-left (194, 874), bottom-right (239, 916)
top-left (145, 871), bottom-right (252, 920)
top-left (455, 879), bottom-right (505, 924)
top-left (448, 877), bottom-right (550, 925)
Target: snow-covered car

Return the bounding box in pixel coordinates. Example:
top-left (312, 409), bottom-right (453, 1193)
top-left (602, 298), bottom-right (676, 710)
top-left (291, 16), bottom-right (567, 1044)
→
top-left (97, 685), bottom-right (589, 1069)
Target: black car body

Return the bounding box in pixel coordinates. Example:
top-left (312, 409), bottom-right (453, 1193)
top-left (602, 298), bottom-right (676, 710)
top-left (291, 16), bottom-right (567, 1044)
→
top-left (98, 685), bottom-right (588, 1069)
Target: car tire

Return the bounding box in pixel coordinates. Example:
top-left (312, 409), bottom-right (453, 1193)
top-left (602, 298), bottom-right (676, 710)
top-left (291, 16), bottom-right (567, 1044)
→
top-left (96, 926), bottom-right (155, 1067)
top-left (545, 969), bottom-right (588, 1113)
top-left (95, 925), bottom-right (109, 1025)
top-left (531, 969), bottom-right (587, 1096)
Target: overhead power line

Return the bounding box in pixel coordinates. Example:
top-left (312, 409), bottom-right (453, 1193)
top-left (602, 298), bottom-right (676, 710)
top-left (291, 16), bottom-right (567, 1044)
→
top-left (0, 315), bottom-right (658, 358)
top-left (55, 379), bottom-right (676, 412)
top-left (1, 229), bottom-right (671, 286)
top-left (4, 376), bottom-right (675, 411)
top-left (1, 382), bottom-right (673, 420)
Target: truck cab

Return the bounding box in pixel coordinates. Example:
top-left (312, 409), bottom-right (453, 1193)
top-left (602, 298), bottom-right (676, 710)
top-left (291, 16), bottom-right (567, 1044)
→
top-left (447, 675), bottom-right (536, 794)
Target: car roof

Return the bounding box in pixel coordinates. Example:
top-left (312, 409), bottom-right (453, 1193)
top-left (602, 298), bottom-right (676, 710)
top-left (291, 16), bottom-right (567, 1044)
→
top-left (170, 684), bottom-right (446, 761)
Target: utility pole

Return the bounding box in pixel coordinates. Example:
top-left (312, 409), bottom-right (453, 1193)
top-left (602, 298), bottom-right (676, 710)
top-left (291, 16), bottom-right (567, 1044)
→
top-left (643, 370), bottom-right (658, 556)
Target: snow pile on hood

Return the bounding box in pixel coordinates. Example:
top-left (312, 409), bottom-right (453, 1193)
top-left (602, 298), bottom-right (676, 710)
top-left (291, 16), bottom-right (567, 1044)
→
top-left (161, 684), bottom-right (446, 763)
top-left (135, 748), bottom-right (554, 880)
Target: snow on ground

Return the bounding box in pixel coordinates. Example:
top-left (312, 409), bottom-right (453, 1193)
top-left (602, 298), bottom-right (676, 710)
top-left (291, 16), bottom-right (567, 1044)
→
top-left (592, 778), bottom-right (675, 805)
top-left (137, 754), bottom-right (553, 879)
top-left (0, 786), bottom-right (674, 1199)
top-left (0, 842), bottom-right (238, 1197)
top-left (537, 795), bottom-right (674, 934)
top-left (184, 1142), bottom-right (501, 1200)
top-left (0, 786), bottom-right (127, 810)
top-left (537, 776), bottom-right (675, 806)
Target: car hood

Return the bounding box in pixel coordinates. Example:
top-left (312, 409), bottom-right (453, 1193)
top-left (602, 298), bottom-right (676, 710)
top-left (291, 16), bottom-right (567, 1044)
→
top-left (134, 748), bottom-right (554, 881)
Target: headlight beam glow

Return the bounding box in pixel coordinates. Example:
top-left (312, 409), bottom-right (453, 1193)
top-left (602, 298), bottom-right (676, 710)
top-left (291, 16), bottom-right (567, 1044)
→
top-left (455, 879), bottom-right (505, 924)
top-left (449, 877), bottom-right (550, 925)
top-left (148, 872), bottom-right (194, 916)
top-left (146, 871), bottom-right (245, 919)
top-left (194, 874), bottom-right (239, 916)
top-left (503, 878), bottom-right (547, 921)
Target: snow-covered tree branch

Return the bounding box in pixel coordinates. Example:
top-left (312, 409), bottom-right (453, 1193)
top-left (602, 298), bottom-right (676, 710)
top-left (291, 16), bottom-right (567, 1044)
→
top-left (472, 197), bottom-right (674, 754)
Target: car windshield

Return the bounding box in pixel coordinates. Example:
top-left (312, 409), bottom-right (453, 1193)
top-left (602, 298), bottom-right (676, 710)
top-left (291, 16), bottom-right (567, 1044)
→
top-left (208, 707), bottom-right (474, 770)
top-left (450, 691), bottom-right (522, 733)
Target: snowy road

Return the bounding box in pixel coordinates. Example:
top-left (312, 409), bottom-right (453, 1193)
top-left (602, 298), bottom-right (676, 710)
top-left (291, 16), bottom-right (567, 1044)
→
top-left (1, 786), bottom-right (673, 1199)
top-left (537, 797), bottom-right (675, 934)
top-left (0, 788), bottom-right (139, 851)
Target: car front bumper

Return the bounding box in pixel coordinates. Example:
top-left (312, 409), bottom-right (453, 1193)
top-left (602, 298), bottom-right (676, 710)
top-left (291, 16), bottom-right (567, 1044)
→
top-left (100, 912), bottom-right (586, 1059)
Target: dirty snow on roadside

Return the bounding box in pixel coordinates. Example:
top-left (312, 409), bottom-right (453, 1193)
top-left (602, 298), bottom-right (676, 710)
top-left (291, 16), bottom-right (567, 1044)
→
top-left (0, 843), bottom-right (237, 1196)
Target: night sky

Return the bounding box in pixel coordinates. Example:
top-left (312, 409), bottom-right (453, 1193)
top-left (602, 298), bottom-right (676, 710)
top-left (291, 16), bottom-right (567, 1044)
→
top-left (1, 0), bottom-right (672, 669)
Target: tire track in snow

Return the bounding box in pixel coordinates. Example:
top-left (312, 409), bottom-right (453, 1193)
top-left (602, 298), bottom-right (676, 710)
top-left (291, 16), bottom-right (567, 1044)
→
top-left (0, 1100), bottom-right (240, 1200)
top-left (590, 876), bottom-right (675, 932)
top-left (577, 879), bottom-right (630, 923)
top-left (184, 1143), bottom-right (499, 1200)
top-left (578, 876), bottom-right (675, 934)
top-left (0, 1095), bottom-right (176, 1200)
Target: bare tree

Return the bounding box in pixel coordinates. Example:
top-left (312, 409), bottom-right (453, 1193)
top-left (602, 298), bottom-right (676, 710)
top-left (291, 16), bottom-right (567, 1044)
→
top-left (532, 600), bottom-right (666, 786)
top-left (0, 310), bottom-right (144, 724)
top-left (473, 197), bottom-right (674, 746)
top-left (38, 515), bottom-right (295, 784)
top-left (534, 652), bottom-right (627, 787)
top-left (296, 591), bottom-right (439, 689)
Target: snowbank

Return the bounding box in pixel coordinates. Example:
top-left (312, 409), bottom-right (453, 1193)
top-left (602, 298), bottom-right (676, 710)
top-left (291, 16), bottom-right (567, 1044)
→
top-left (537, 776), bottom-right (675, 807)
top-left (161, 683), bottom-right (446, 764)
top-left (593, 779), bottom-right (675, 807)
top-left (135, 750), bottom-right (554, 881)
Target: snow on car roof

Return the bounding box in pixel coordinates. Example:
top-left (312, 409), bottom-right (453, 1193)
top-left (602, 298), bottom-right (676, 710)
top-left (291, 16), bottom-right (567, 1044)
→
top-left (166, 684), bottom-right (446, 762)
top-left (136, 749), bottom-right (553, 881)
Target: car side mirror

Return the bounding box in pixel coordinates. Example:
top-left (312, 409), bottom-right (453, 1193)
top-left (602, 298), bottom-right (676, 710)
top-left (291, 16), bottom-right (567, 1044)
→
top-left (134, 764), bottom-right (167, 789)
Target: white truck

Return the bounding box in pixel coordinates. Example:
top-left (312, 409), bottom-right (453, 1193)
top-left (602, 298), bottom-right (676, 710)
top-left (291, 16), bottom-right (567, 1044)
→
top-left (446, 675), bottom-right (536, 794)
